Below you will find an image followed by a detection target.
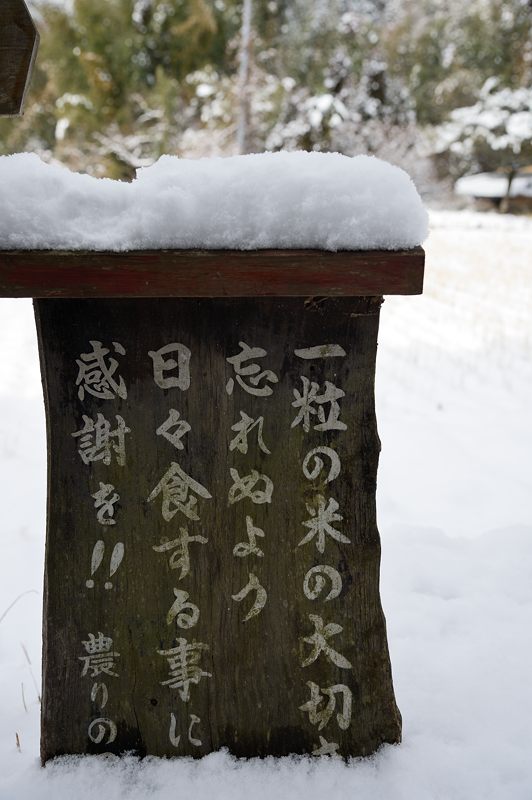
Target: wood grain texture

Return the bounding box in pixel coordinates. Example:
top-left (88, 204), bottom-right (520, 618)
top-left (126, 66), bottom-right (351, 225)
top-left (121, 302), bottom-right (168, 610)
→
top-left (36, 296), bottom-right (401, 763)
top-left (0, 0), bottom-right (39, 116)
top-left (1, 248), bottom-right (424, 297)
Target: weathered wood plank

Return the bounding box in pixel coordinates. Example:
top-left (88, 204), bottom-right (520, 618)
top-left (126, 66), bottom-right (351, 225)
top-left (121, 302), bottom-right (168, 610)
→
top-left (0, 0), bottom-right (39, 116)
top-left (36, 296), bottom-right (401, 763)
top-left (0, 249), bottom-right (424, 297)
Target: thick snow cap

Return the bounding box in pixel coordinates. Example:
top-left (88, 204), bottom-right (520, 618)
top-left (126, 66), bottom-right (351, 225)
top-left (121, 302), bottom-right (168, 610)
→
top-left (0, 151), bottom-right (428, 251)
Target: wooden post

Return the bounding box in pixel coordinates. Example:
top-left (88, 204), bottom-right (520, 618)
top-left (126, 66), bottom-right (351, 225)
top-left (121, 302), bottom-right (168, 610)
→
top-left (0, 0), bottom-right (39, 116)
top-left (0, 248), bottom-right (424, 762)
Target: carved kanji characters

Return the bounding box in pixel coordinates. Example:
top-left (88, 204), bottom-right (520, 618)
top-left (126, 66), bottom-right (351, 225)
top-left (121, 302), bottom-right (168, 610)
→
top-left (226, 341), bottom-right (278, 397)
top-left (291, 377), bottom-right (347, 433)
top-left (156, 409), bottom-right (191, 450)
top-left (301, 614), bottom-right (352, 669)
top-left (148, 462), bottom-right (212, 522)
top-left (299, 495), bottom-right (350, 553)
top-left (76, 340), bottom-right (127, 402)
top-left (294, 344), bottom-right (346, 360)
top-left (72, 413), bottom-right (130, 466)
top-left (149, 343), bottom-right (191, 390)
top-left (158, 639), bottom-right (212, 702)
top-left (79, 632), bottom-right (120, 678)
top-left (299, 681), bottom-right (352, 731)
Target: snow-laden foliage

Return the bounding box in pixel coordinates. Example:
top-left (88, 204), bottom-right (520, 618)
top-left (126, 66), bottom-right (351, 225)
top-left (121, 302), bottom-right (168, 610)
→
top-left (433, 79), bottom-right (532, 177)
top-left (1, 0), bottom-right (529, 187)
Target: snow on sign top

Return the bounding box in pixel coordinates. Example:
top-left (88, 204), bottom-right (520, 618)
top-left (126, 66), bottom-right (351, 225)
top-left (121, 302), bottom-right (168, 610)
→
top-left (0, 151), bottom-right (428, 252)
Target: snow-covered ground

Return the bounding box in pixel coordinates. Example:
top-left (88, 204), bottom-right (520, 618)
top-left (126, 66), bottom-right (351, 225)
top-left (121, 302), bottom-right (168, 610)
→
top-left (0, 209), bottom-right (531, 799)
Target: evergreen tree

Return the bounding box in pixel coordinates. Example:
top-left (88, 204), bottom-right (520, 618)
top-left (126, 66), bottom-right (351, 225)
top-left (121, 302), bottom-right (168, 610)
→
top-left (383, 0), bottom-right (532, 126)
top-left (0, 0), bottom-right (529, 187)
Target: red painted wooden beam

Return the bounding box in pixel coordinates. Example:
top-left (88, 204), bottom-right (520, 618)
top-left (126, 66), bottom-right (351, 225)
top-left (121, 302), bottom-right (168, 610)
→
top-left (0, 248), bottom-right (424, 298)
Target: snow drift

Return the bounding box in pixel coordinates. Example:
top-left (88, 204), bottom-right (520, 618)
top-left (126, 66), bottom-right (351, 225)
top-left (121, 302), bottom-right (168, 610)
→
top-left (0, 151), bottom-right (428, 252)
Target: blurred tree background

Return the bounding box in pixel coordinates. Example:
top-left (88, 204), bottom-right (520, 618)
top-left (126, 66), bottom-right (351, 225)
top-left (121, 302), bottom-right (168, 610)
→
top-left (1, 0), bottom-right (530, 194)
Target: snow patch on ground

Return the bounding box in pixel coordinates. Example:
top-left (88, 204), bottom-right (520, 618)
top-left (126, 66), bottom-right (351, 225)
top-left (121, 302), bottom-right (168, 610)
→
top-left (0, 151), bottom-right (428, 251)
top-left (1, 210), bottom-right (531, 799)
top-left (455, 171), bottom-right (532, 199)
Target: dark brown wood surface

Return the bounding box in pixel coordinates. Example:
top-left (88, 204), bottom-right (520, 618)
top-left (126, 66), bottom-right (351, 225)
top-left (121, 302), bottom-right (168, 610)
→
top-left (0, 0), bottom-right (39, 116)
top-left (0, 248), bottom-right (424, 297)
top-left (36, 295), bottom-right (401, 762)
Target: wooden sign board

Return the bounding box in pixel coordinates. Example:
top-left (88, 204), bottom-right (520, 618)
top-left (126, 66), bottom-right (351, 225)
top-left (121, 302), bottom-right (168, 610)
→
top-left (36, 295), bottom-right (402, 762)
top-left (0, 248), bottom-right (424, 762)
top-left (0, 0), bottom-right (39, 116)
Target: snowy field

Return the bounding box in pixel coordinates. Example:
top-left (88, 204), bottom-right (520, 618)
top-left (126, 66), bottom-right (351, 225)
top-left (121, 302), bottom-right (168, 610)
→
top-left (0, 209), bottom-right (531, 799)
